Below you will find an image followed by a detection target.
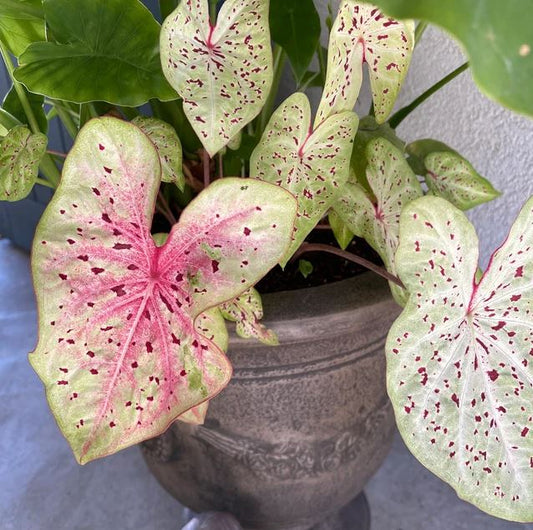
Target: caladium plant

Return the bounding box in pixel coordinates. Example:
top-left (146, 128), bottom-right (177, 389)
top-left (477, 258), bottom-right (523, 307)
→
top-left (1, 0), bottom-right (532, 523)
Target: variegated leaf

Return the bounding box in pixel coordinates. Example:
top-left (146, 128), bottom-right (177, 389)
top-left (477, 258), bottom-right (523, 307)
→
top-left (30, 117), bottom-right (297, 463)
top-left (251, 92), bottom-right (358, 265)
top-left (316, 1), bottom-right (414, 126)
top-left (132, 117), bottom-right (185, 190)
top-left (387, 195), bottom-right (533, 522)
top-left (0, 125), bottom-right (47, 202)
top-left (221, 287), bottom-right (278, 346)
top-left (407, 139), bottom-right (500, 211)
top-left (160, 0), bottom-right (273, 157)
top-left (336, 137), bottom-right (421, 304)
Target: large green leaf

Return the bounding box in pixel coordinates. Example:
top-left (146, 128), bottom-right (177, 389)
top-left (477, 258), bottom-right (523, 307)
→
top-left (335, 137), bottom-right (421, 304)
top-left (269, 0), bottom-right (321, 82)
top-left (251, 92), bottom-right (358, 265)
top-left (372, 0), bottom-right (533, 117)
top-left (160, 0), bottom-right (273, 157)
top-left (2, 83), bottom-right (47, 133)
top-left (14, 0), bottom-right (177, 106)
top-left (407, 139), bottom-right (500, 210)
top-left (0, 0), bottom-right (45, 57)
top-left (316, 1), bottom-right (414, 126)
top-left (30, 117), bottom-right (297, 463)
top-left (387, 195), bottom-right (533, 521)
top-left (0, 125), bottom-right (46, 201)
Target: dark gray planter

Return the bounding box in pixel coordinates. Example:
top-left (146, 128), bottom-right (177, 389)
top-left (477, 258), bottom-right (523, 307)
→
top-left (142, 273), bottom-right (400, 530)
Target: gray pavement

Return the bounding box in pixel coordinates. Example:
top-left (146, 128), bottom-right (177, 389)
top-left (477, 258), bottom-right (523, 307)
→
top-left (1, 238), bottom-right (531, 530)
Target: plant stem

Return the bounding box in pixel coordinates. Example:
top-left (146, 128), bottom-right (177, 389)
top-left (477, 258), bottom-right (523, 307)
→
top-left (414, 21), bottom-right (428, 47)
top-left (389, 61), bottom-right (469, 129)
top-left (257, 45), bottom-right (286, 138)
top-left (36, 177), bottom-right (55, 189)
top-left (53, 102), bottom-right (78, 138)
top-left (209, 0), bottom-right (218, 24)
top-left (218, 153), bottom-right (224, 179)
top-left (157, 191), bottom-right (177, 225)
top-left (47, 149), bottom-right (67, 158)
top-left (293, 243), bottom-right (405, 288)
top-left (203, 149), bottom-right (211, 188)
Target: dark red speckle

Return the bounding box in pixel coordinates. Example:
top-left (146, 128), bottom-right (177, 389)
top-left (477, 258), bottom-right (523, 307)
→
top-left (487, 369), bottom-right (499, 382)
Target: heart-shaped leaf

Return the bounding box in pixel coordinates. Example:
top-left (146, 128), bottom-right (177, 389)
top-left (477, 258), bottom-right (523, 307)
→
top-left (371, 0), bottom-right (533, 118)
top-left (30, 117), bottom-right (297, 463)
top-left (316, 1), bottom-right (414, 126)
top-left (335, 137), bottom-right (421, 304)
top-left (407, 139), bottom-right (500, 210)
top-left (388, 195), bottom-right (533, 521)
top-left (14, 0), bottom-right (176, 106)
top-left (132, 116), bottom-right (185, 190)
top-left (251, 92), bottom-right (358, 265)
top-left (221, 288), bottom-right (278, 346)
top-left (3, 83), bottom-right (48, 134)
top-left (160, 0), bottom-right (273, 157)
top-left (269, 0), bottom-right (321, 82)
top-left (0, 0), bottom-right (45, 57)
top-left (0, 125), bottom-right (47, 201)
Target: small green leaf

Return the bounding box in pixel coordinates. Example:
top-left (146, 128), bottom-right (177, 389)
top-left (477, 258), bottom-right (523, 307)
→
top-left (0, 125), bottom-right (47, 201)
top-left (132, 116), bottom-right (184, 190)
top-left (269, 0), bottom-right (321, 82)
top-left (328, 209), bottom-right (354, 250)
top-left (298, 259), bottom-right (314, 279)
top-left (221, 288), bottom-right (278, 346)
top-left (407, 139), bottom-right (500, 210)
top-left (316, 1), bottom-right (414, 125)
top-left (0, 0), bottom-right (45, 57)
top-left (371, 0), bottom-right (533, 117)
top-left (3, 84), bottom-right (47, 133)
top-left (160, 0), bottom-right (273, 156)
top-left (388, 195), bottom-right (533, 521)
top-left (14, 0), bottom-right (177, 106)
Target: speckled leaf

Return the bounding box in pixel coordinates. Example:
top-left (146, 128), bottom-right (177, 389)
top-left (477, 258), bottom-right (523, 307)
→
top-left (0, 125), bottom-right (46, 201)
top-left (407, 139), bottom-right (500, 210)
top-left (160, 0), bottom-right (273, 157)
top-left (221, 288), bottom-right (277, 346)
top-left (132, 116), bottom-right (185, 190)
top-left (30, 117), bottom-right (297, 464)
top-left (387, 196), bottom-right (533, 521)
top-left (315, 1), bottom-right (414, 126)
top-left (335, 137), bottom-right (421, 304)
top-left (251, 92), bottom-right (358, 265)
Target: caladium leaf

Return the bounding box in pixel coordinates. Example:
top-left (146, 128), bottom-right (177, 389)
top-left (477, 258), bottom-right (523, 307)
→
top-left (407, 139), bottom-right (500, 211)
top-left (0, 125), bottom-right (47, 201)
top-left (335, 138), bottom-right (421, 304)
top-left (315, 1), bottom-right (414, 126)
top-left (387, 195), bottom-right (533, 521)
top-left (0, 0), bottom-right (45, 57)
top-left (160, 0), bottom-right (273, 157)
top-left (328, 209), bottom-right (355, 250)
top-left (132, 116), bottom-right (185, 191)
top-left (30, 117), bottom-right (297, 464)
top-left (221, 288), bottom-right (278, 346)
top-left (251, 92), bottom-right (358, 265)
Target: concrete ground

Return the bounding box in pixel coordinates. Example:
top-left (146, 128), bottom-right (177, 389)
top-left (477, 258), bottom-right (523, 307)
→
top-left (1, 238), bottom-right (531, 530)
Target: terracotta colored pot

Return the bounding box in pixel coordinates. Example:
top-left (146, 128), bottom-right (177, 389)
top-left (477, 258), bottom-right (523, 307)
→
top-left (142, 273), bottom-right (400, 530)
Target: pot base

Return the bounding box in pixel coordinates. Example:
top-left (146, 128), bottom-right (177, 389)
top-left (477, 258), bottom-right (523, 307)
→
top-left (311, 493), bottom-right (370, 530)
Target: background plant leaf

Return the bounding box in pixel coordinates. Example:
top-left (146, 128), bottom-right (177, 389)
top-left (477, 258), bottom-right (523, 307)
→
top-left (316, 0), bottom-right (414, 126)
top-left (387, 195), bottom-right (533, 521)
top-left (251, 92), bottom-right (358, 265)
top-left (0, 125), bottom-right (46, 201)
top-left (269, 0), bottom-right (321, 83)
top-left (2, 83), bottom-right (47, 133)
top-left (30, 117), bottom-right (296, 463)
top-left (14, 0), bottom-right (177, 106)
top-left (160, 0), bottom-right (273, 156)
top-left (372, 0), bottom-right (533, 117)
top-left (0, 0), bottom-right (45, 57)
top-left (328, 209), bottom-right (354, 250)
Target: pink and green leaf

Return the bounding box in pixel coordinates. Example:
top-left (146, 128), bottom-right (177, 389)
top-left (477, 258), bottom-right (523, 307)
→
top-left (316, 1), bottom-right (414, 126)
top-left (251, 92), bottom-right (358, 265)
top-left (30, 117), bottom-right (296, 464)
top-left (407, 139), bottom-right (500, 211)
top-left (160, 0), bottom-right (273, 157)
top-left (387, 196), bottom-right (533, 521)
top-left (132, 116), bottom-right (185, 191)
top-left (0, 125), bottom-right (47, 202)
top-left (335, 137), bottom-right (421, 304)
top-left (221, 287), bottom-right (278, 346)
